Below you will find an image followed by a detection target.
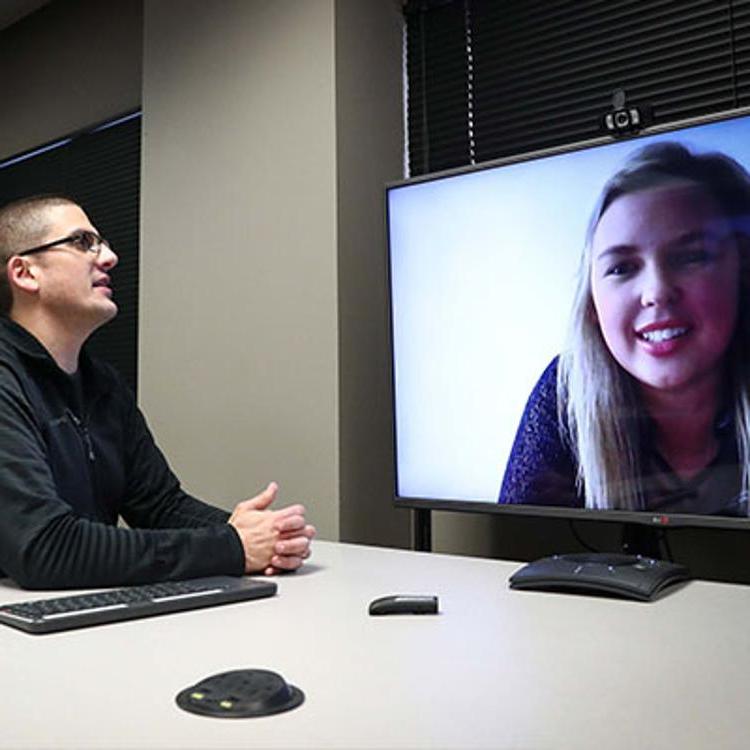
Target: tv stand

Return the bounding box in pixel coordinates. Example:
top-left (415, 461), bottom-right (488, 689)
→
top-left (412, 508), bottom-right (432, 552)
top-left (621, 522), bottom-right (664, 559)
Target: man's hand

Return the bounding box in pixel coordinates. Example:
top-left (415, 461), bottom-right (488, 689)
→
top-left (228, 482), bottom-right (316, 575)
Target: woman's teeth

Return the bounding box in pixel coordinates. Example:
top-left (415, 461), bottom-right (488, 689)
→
top-left (638, 327), bottom-right (688, 343)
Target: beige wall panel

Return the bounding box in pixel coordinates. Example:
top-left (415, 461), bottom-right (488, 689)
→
top-left (335, 0), bottom-right (410, 548)
top-left (140, 0), bottom-right (339, 537)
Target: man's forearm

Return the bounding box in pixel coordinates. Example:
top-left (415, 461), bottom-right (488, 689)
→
top-left (7, 514), bottom-right (244, 590)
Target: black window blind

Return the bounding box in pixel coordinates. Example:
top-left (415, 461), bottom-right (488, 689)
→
top-left (405, 0), bottom-right (750, 175)
top-left (0, 113), bottom-right (141, 392)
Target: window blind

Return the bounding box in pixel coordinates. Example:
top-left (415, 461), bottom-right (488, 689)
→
top-left (405, 0), bottom-right (750, 175)
top-left (0, 113), bottom-right (141, 392)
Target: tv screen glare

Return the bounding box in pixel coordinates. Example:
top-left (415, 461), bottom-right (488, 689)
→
top-left (387, 109), bottom-right (750, 528)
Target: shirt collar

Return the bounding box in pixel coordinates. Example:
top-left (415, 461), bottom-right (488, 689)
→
top-left (0, 316), bottom-right (115, 394)
top-left (0, 316), bottom-right (59, 364)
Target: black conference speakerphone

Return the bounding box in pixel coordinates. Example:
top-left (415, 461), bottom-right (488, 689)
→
top-left (0, 576), bottom-right (277, 634)
top-left (509, 553), bottom-right (690, 601)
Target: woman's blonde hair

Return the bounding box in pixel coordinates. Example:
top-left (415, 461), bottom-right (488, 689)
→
top-left (557, 142), bottom-right (750, 511)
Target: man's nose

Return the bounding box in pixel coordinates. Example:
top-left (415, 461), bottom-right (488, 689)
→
top-left (97, 244), bottom-right (119, 270)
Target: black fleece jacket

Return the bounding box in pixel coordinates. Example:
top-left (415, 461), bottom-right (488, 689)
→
top-left (0, 317), bottom-right (244, 589)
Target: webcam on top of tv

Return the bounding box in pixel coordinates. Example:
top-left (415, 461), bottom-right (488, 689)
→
top-left (602, 89), bottom-right (651, 136)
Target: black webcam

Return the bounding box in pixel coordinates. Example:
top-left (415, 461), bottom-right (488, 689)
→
top-left (602, 89), bottom-right (650, 136)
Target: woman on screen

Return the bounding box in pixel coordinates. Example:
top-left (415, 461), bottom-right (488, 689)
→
top-left (499, 141), bottom-right (750, 515)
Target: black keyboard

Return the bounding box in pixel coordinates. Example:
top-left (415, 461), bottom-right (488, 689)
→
top-left (0, 576), bottom-right (277, 634)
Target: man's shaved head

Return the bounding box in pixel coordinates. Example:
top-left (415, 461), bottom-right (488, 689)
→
top-left (0, 195), bottom-right (78, 315)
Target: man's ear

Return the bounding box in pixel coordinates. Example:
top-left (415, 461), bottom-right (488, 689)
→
top-left (6, 256), bottom-right (40, 296)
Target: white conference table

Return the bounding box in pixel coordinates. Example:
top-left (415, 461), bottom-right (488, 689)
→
top-left (1, 540), bottom-right (748, 750)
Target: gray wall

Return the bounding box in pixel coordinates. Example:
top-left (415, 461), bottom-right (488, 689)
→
top-left (334, 0), bottom-right (410, 547)
top-left (0, 0), bottom-right (142, 160)
top-left (140, 0), bottom-right (410, 547)
top-left (140, 0), bottom-right (340, 536)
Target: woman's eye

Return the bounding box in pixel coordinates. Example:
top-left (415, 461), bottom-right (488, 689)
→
top-left (604, 260), bottom-right (636, 277)
top-left (672, 247), bottom-right (711, 267)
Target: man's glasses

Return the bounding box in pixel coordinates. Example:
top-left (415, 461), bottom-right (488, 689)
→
top-left (16, 230), bottom-right (111, 258)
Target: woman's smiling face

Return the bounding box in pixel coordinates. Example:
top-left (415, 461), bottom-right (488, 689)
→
top-left (590, 182), bottom-right (740, 397)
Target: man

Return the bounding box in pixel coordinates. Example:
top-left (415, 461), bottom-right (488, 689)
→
top-left (0, 195), bottom-right (315, 589)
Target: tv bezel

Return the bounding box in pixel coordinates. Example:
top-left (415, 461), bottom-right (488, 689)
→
top-left (386, 105), bottom-right (750, 533)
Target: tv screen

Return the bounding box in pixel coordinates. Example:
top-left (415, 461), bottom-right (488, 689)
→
top-left (387, 108), bottom-right (750, 529)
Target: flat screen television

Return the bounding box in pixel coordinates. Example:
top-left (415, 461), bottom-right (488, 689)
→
top-left (387, 107), bottom-right (750, 572)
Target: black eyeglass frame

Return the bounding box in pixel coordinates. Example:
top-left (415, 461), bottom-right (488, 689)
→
top-left (15, 231), bottom-right (110, 258)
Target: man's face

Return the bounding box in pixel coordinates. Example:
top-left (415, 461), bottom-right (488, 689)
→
top-left (26, 203), bottom-right (119, 330)
top-left (590, 183), bottom-right (740, 397)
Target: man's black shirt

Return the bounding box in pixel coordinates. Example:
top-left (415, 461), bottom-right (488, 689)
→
top-left (0, 317), bottom-right (244, 589)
